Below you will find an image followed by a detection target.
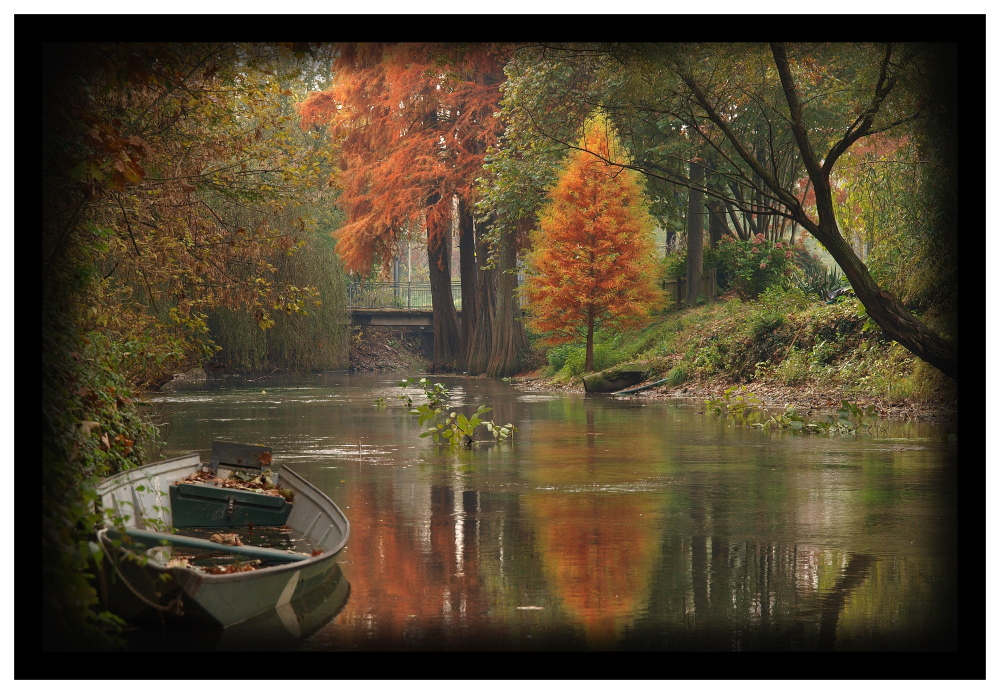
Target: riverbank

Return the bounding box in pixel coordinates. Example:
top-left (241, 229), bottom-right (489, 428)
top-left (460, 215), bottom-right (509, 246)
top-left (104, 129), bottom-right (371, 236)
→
top-left (511, 368), bottom-right (956, 423)
top-left (349, 326), bottom-right (429, 372)
top-left (512, 291), bottom-right (957, 424)
top-left (345, 293), bottom-right (956, 424)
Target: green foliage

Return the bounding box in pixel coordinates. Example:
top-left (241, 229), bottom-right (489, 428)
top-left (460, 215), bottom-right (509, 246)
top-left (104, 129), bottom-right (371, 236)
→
top-left (795, 262), bottom-right (848, 301)
top-left (660, 249), bottom-right (688, 282)
top-left (418, 405), bottom-right (516, 446)
top-left (43, 306), bottom-right (161, 649)
top-left (713, 234), bottom-right (798, 301)
top-left (704, 387), bottom-right (885, 435)
top-left (773, 347), bottom-right (812, 386)
top-left (548, 341), bottom-right (624, 379)
top-left (835, 339), bottom-right (946, 404)
top-left (665, 367), bottom-right (687, 387)
top-left (393, 378), bottom-right (517, 447)
top-left (546, 343), bottom-right (574, 373)
top-left (565, 343), bottom-right (620, 377)
top-left (397, 377), bottom-right (450, 410)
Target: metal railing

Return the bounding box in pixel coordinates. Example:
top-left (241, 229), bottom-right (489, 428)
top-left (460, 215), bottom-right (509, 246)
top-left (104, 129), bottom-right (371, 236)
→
top-left (347, 281), bottom-right (462, 310)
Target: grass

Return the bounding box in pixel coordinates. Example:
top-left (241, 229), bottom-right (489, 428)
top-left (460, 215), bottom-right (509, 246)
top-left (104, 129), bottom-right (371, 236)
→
top-left (535, 287), bottom-right (955, 407)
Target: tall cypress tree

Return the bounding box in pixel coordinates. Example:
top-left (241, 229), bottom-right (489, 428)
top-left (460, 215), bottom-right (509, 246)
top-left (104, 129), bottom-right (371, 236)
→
top-left (522, 112), bottom-right (662, 373)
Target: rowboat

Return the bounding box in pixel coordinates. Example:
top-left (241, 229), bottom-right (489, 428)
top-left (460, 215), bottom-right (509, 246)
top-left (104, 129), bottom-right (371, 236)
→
top-left (95, 442), bottom-right (350, 629)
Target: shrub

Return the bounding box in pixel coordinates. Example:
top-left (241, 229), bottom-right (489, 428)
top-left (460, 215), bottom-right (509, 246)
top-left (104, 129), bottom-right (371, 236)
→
top-left (546, 344), bottom-right (574, 374)
top-left (660, 249), bottom-right (687, 282)
top-left (796, 263), bottom-right (849, 301)
top-left (559, 342), bottom-right (620, 377)
top-left (774, 346), bottom-right (812, 385)
top-left (714, 234), bottom-right (797, 300)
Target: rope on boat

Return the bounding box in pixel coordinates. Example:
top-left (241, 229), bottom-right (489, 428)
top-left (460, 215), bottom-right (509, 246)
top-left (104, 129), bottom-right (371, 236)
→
top-left (98, 530), bottom-right (185, 617)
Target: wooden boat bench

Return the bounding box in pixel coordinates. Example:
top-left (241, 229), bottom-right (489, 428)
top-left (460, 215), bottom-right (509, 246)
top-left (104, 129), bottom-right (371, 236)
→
top-left (169, 442), bottom-right (293, 529)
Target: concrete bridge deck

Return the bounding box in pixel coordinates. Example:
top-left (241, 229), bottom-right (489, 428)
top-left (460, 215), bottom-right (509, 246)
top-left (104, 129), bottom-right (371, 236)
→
top-left (350, 307), bottom-right (461, 330)
top-left (348, 281), bottom-right (461, 329)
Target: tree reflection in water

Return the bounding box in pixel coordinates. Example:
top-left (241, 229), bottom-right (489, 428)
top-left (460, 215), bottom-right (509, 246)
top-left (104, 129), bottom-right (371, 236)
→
top-left (154, 373), bottom-right (957, 651)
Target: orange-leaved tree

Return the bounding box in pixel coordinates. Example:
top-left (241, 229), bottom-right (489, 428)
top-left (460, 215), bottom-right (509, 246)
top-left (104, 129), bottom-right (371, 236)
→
top-left (297, 43), bottom-right (506, 371)
top-left (522, 112), bottom-right (662, 373)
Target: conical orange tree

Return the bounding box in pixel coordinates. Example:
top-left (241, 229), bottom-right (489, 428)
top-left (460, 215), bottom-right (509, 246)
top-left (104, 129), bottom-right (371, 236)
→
top-left (522, 112), bottom-right (662, 372)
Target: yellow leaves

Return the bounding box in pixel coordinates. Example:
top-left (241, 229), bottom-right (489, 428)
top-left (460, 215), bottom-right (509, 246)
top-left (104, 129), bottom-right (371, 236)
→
top-left (209, 532), bottom-right (243, 546)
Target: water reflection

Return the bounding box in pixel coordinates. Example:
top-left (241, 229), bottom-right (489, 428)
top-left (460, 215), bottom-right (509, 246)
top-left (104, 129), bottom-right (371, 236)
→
top-left (154, 372), bottom-right (957, 651)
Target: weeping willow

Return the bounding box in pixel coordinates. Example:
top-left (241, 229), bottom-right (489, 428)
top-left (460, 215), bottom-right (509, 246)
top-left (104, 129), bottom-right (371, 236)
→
top-left (208, 229), bottom-right (350, 372)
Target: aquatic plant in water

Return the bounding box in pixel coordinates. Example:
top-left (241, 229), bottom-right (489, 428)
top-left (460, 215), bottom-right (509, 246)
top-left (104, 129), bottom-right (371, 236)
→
top-left (704, 386), bottom-right (885, 435)
top-left (392, 377), bottom-right (517, 447)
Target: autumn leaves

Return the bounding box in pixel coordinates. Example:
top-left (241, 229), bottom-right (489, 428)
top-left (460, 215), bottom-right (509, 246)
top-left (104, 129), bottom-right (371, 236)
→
top-left (521, 112), bottom-right (662, 373)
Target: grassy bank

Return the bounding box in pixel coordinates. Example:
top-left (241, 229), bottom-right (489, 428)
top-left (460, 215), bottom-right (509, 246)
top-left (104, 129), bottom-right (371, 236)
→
top-left (524, 287), bottom-right (956, 422)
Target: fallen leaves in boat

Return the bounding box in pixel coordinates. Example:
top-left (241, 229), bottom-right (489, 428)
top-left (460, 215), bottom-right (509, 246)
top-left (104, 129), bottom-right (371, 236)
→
top-left (200, 560), bottom-right (260, 575)
top-left (210, 532), bottom-right (243, 546)
top-left (162, 550), bottom-right (260, 574)
top-left (166, 555), bottom-right (194, 569)
top-left (176, 467), bottom-right (292, 501)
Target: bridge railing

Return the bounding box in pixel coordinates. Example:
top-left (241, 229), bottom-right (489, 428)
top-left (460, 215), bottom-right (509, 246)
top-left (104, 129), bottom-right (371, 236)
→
top-left (347, 281), bottom-right (462, 310)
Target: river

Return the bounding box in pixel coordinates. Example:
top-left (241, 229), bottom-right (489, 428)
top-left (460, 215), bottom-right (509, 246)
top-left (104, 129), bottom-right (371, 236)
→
top-left (144, 370), bottom-right (957, 651)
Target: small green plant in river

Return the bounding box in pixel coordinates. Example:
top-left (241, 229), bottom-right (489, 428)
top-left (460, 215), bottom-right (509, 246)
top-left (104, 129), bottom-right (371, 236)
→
top-left (392, 377), bottom-right (517, 447)
top-left (394, 377), bottom-right (450, 409)
top-left (704, 387), bottom-right (884, 435)
top-left (418, 405), bottom-right (516, 446)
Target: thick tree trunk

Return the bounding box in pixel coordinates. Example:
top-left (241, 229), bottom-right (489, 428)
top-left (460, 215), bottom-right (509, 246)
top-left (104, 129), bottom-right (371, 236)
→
top-left (686, 160), bottom-right (705, 305)
top-left (427, 226), bottom-right (462, 372)
top-left (486, 222), bottom-right (529, 377)
top-left (457, 198), bottom-right (480, 373)
top-left (468, 223), bottom-right (497, 375)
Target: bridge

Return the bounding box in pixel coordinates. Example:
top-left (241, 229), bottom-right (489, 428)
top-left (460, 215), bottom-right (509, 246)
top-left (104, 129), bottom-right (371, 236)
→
top-left (348, 281), bottom-right (462, 330)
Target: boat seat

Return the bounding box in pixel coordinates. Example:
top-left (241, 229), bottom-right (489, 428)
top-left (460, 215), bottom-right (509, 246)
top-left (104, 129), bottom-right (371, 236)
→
top-left (169, 441), bottom-right (292, 528)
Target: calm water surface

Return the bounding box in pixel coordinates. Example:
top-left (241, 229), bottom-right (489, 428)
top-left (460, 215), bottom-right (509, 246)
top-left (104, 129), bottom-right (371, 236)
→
top-left (150, 371), bottom-right (957, 651)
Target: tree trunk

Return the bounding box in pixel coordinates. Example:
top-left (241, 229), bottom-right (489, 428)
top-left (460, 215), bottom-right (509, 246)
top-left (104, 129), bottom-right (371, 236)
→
top-left (706, 199), bottom-right (728, 250)
top-left (486, 221), bottom-right (529, 377)
top-left (427, 225), bottom-right (462, 372)
top-left (468, 219), bottom-right (497, 375)
top-left (768, 43), bottom-right (957, 380)
top-left (686, 160), bottom-right (705, 305)
top-left (584, 307), bottom-right (595, 373)
top-left (457, 197), bottom-right (480, 373)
